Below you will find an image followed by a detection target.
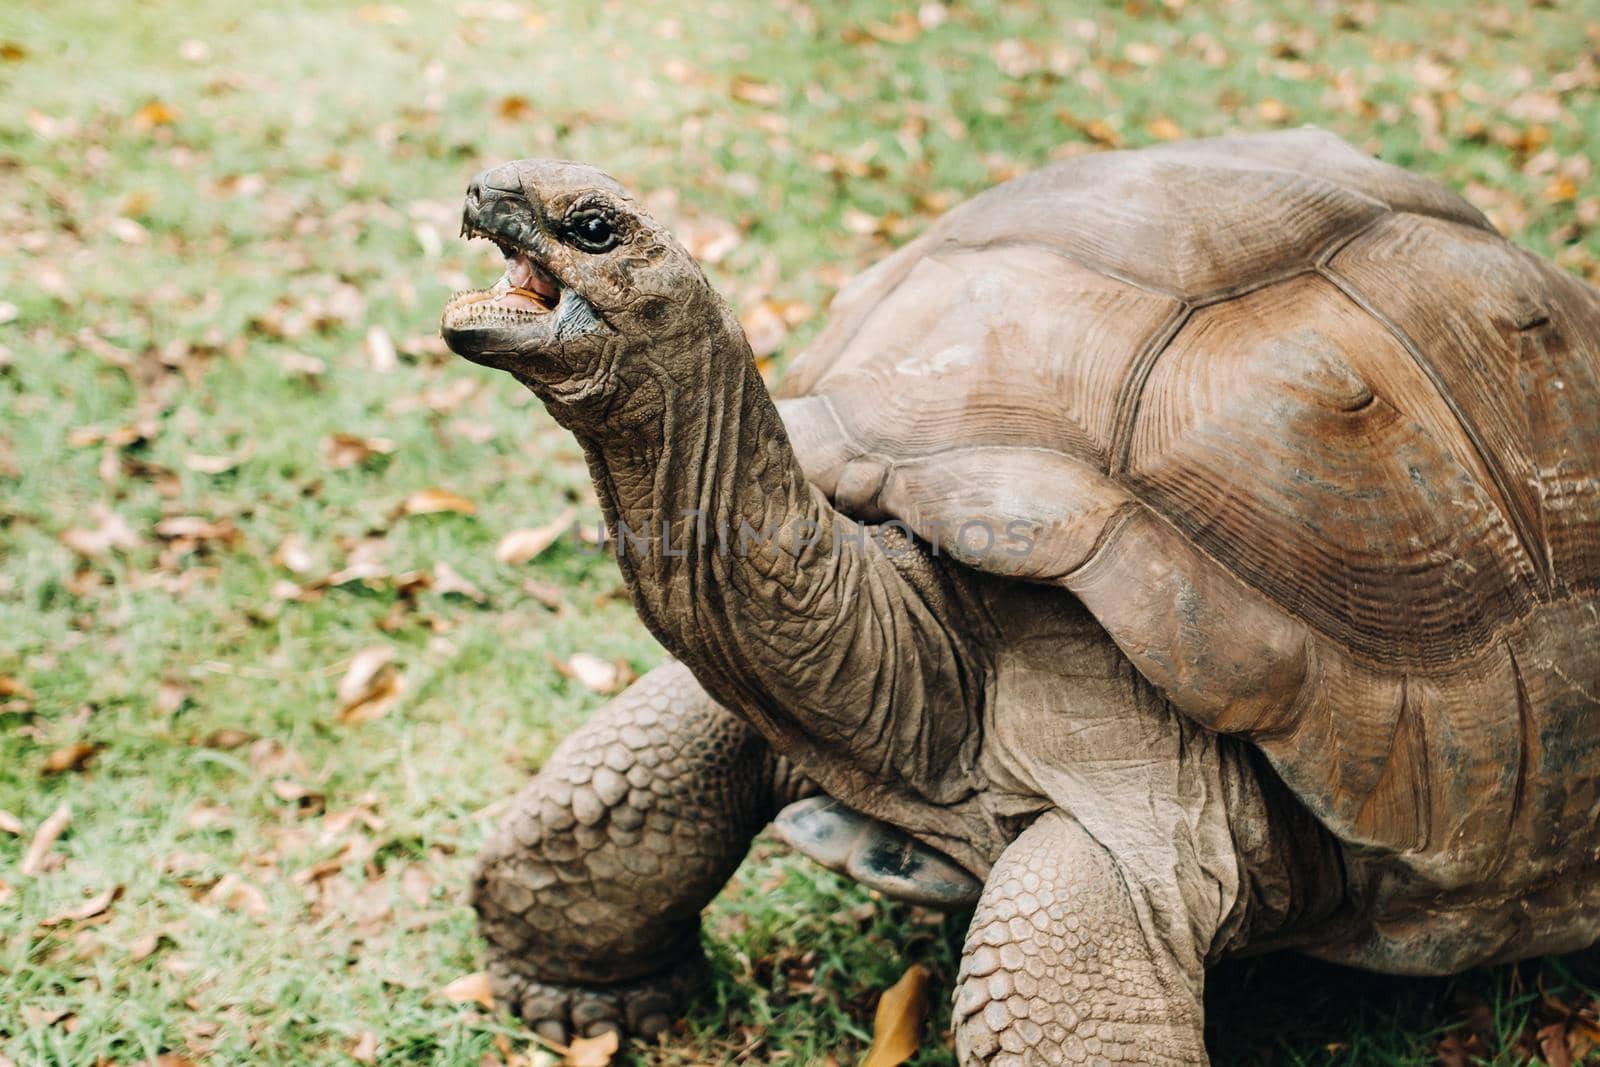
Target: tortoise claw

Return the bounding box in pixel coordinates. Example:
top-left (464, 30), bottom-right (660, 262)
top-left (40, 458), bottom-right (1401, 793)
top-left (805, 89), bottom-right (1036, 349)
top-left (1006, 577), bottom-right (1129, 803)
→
top-left (487, 947), bottom-right (706, 1048)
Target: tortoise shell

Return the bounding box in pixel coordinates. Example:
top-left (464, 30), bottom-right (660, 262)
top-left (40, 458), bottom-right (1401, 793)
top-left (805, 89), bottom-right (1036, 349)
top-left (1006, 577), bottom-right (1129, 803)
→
top-left (774, 129), bottom-right (1600, 927)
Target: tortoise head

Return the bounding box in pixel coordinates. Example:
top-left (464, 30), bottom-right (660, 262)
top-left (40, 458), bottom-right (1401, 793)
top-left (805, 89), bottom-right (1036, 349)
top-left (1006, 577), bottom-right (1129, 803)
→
top-left (440, 160), bottom-right (725, 421)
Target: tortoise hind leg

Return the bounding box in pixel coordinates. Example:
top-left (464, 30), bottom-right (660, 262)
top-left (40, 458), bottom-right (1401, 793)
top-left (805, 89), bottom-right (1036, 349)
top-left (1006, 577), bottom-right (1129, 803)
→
top-left (472, 660), bottom-right (808, 1043)
top-left (953, 810), bottom-right (1211, 1066)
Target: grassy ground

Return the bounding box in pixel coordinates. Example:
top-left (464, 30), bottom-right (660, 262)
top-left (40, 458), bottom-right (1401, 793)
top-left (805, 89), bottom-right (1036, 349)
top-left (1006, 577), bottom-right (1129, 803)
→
top-left (1, 0), bottom-right (1597, 1063)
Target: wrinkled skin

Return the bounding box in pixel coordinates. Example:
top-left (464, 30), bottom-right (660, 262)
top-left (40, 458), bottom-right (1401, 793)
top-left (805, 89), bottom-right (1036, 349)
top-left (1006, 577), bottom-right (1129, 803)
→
top-left (443, 160), bottom-right (1346, 1060)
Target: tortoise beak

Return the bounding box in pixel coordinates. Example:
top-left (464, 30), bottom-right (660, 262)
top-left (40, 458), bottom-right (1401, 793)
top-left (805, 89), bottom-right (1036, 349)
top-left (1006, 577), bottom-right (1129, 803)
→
top-left (441, 162), bottom-right (613, 371)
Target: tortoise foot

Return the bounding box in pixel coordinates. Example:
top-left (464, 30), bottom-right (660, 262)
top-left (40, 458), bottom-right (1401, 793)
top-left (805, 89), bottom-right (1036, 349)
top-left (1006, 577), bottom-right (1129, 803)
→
top-left (488, 945), bottom-right (708, 1046)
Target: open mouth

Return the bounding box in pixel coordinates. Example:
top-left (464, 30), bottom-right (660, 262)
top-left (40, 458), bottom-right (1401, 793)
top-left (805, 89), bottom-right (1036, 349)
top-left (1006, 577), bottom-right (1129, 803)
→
top-left (441, 232), bottom-right (563, 332)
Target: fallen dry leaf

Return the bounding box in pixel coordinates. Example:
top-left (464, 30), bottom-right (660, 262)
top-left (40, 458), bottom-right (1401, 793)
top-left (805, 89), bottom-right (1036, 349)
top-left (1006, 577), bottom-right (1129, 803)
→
top-left (522, 579), bottom-right (568, 611)
top-left (21, 803), bottom-right (70, 876)
top-left (204, 873), bottom-right (269, 920)
top-left (441, 970), bottom-right (494, 1009)
top-left (141, 1054), bottom-right (197, 1067)
top-left (398, 488), bottom-right (477, 517)
top-left (741, 301), bottom-right (790, 358)
top-left (859, 963), bottom-right (930, 1067)
top-left (399, 863), bottom-right (433, 906)
top-left (201, 728), bottom-right (257, 751)
top-left (856, 10), bottom-right (925, 43)
top-left (109, 213), bottom-right (147, 243)
top-left (182, 803), bottom-right (234, 831)
top-left (182, 452), bottom-right (241, 475)
top-left (1124, 40), bottom-right (1162, 65)
top-left (39, 885), bottom-right (122, 927)
top-left (1147, 116), bottom-right (1185, 141)
top-left (60, 507), bottom-right (140, 557)
top-left (0, 674), bottom-right (34, 713)
top-left (132, 100), bottom-right (179, 130)
top-left (280, 350), bottom-right (326, 378)
top-left (270, 779), bottom-right (325, 809)
top-left (842, 207), bottom-right (882, 237)
top-left (991, 37), bottom-right (1043, 78)
top-left (432, 561), bottom-right (487, 603)
top-left (336, 646), bottom-right (405, 724)
top-left (156, 678), bottom-right (191, 716)
top-left (1546, 176), bottom-right (1580, 204)
top-left (153, 515), bottom-right (239, 544)
top-left (558, 652), bottom-right (624, 694)
top-left (729, 76), bottom-right (782, 107)
top-left (447, 417), bottom-right (497, 444)
top-left (1256, 98), bottom-right (1293, 124)
top-left (350, 1031), bottom-right (379, 1063)
top-left (24, 1006), bottom-right (71, 1028)
top-left (676, 215), bottom-right (742, 264)
top-left (496, 508), bottom-right (577, 565)
top-left (323, 432), bottom-right (395, 470)
top-left (565, 1031), bottom-right (619, 1067)
top-left (366, 325), bottom-right (399, 372)
top-left (272, 534), bottom-right (315, 574)
top-left (496, 94), bottom-right (534, 121)
top-left (1539, 1021), bottom-right (1574, 1067)
top-left (323, 537), bottom-right (391, 588)
top-left (356, 3), bottom-right (409, 24)
top-left (42, 741), bottom-right (99, 775)
top-left (391, 376), bottom-right (478, 415)
top-left (127, 932), bottom-right (162, 962)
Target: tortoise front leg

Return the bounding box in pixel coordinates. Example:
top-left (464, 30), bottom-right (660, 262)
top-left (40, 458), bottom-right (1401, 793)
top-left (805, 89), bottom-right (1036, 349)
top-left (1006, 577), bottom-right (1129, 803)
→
top-left (472, 660), bottom-right (808, 1043)
top-left (953, 810), bottom-right (1212, 1066)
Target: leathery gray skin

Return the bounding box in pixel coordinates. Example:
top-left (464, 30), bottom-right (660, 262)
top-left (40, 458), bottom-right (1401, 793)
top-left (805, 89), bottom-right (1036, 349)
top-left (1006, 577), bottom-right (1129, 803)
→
top-left (442, 159), bottom-right (1346, 1061)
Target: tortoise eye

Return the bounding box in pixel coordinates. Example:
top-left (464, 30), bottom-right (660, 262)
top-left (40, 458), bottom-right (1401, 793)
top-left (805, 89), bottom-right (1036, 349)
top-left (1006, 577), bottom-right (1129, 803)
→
top-left (567, 211), bottom-right (620, 253)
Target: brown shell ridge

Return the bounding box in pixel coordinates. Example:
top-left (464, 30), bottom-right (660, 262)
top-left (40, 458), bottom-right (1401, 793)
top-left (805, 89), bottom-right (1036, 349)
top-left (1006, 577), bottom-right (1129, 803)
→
top-left (932, 191), bottom-right (1380, 291)
top-left (1108, 304), bottom-right (1195, 476)
top-left (815, 202), bottom-right (1393, 403)
top-left (814, 436), bottom-right (1288, 622)
top-left (1501, 640), bottom-right (1533, 872)
top-left (1054, 476), bottom-right (1341, 651)
top-left (1106, 210), bottom-right (1397, 475)
top-left (811, 434), bottom-right (1265, 640)
top-left (1316, 260), bottom-right (1553, 596)
top-left (924, 210), bottom-right (1390, 309)
top-left (932, 236), bottom-right (1188, 301)
top-left (1398, 678), bottom-right (1432, 855)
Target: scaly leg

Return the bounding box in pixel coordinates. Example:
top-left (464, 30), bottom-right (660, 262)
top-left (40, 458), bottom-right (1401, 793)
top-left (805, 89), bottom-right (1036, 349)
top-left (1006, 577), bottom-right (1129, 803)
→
top-left (472, 660), bottom-right (809, 1042)
top-left (953, 810), bottom-right (1212, 1066)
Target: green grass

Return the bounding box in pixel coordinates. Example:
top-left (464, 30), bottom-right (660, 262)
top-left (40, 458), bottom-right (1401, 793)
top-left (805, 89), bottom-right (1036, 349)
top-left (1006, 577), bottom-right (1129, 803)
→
top-left (1, 0), bottom-right (1598, 1063)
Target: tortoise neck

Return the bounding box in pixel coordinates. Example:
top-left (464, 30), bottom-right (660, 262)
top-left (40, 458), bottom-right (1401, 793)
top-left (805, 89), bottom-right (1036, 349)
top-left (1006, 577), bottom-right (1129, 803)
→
top-left (569, 310), bottom-right (992, 862)
top-left (575, 312), bottom-right (827, 710)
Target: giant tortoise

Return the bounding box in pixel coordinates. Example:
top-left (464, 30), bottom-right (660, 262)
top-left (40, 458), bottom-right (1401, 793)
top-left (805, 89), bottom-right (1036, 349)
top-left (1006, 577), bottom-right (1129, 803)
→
top-left (440, 129), bottom-right (1600, 1065)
